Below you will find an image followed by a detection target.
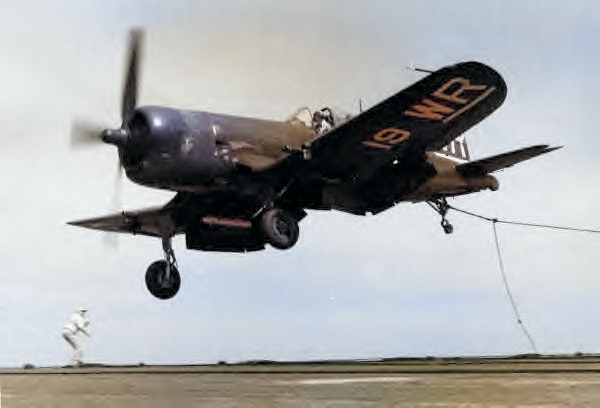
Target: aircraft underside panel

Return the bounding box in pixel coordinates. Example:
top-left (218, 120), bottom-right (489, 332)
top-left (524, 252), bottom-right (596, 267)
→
top-left (185, 217), bottom-right (265, 252)
top-left (307, 154), bottom-right (437, 215)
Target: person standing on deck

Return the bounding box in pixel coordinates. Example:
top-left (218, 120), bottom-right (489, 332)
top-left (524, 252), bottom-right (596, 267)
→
top-left (62, 307), bottom-right (90, 366)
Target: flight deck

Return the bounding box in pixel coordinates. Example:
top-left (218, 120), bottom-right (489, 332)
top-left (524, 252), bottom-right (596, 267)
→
top-left (1, 356), bottom-right (599, 407)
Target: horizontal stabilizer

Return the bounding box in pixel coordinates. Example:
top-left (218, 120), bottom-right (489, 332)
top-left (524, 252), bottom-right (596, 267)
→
top-left (456, 145), bottom-right (561, 177)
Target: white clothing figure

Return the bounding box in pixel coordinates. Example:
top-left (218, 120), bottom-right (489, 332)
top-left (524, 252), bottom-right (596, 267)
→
top-left (62, 307), bottom-right (90, 366)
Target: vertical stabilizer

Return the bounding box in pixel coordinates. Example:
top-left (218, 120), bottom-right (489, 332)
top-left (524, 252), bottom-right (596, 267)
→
top-left (436, 135), bottom-right (470, 162)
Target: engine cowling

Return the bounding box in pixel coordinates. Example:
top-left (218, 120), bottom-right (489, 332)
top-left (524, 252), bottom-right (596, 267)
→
top-left (118, 106), bottom-right (236, 190)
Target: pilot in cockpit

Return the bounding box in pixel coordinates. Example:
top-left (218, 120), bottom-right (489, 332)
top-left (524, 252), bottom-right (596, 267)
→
top-left (312, 107), bottom-right (335, 134)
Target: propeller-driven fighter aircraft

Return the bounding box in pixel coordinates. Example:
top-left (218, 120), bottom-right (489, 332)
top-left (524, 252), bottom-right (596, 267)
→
top-left (70, 30), bottom-right (559, 299)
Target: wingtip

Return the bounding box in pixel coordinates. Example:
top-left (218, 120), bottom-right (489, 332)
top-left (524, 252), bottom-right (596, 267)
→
top-left (543, 145), bottom-right (563, 153)
top-left (531, 144), bottom-right (562, 153)
top-left (67, 219), bottom-right (88, 228)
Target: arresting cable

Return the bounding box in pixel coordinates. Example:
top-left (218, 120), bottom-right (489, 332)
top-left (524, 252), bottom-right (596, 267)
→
top-left (447, 205), bottom-right (600, 354)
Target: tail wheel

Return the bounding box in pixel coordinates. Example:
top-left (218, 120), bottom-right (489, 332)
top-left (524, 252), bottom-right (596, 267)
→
top-left (428, 197), bottom-right (455, 234)
top-left (145, 260), bottom-right (181, 300)
top-left (260, 208), bottom-right (299, 249)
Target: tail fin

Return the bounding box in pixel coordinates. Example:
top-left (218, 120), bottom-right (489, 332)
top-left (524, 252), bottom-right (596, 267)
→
top-left (437, 135), bottom-right (470, 162)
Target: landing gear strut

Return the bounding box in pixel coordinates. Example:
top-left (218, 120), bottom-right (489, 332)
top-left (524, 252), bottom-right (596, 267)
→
top-left (427, 197), bottom-right (454, 234)
top-left (145, 236), bottom-right (181, 299)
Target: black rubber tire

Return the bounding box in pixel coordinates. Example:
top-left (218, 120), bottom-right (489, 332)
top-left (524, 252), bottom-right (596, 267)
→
top-left (145, 260), bottom-right (181, 300)
top-left (260, 209), bottom-right (299, 249)
top-left (441, 220), bottom-right (454, 234)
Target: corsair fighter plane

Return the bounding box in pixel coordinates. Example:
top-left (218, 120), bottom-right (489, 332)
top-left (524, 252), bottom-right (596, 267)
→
top-left (70, 30), bottom-right (559, 299)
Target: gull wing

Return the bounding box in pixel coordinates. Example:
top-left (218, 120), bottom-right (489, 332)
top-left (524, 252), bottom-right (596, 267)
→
top-left (303, 61), bottom-right (507, 182)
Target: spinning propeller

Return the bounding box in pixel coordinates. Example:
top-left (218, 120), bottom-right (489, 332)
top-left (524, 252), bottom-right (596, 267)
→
top-left (70, 28), bottom-right (144, 212)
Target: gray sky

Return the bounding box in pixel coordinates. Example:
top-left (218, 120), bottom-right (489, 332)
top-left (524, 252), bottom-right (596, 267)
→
top-left (1, 0), bottom-right (599, 366)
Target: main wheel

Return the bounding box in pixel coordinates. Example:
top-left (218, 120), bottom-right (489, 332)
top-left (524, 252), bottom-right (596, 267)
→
top-left (145, 260), bottom-right (181, 300)
top-left (260, 208), bottom-right (299, 249)
top-left (441, 219), bottom-right (454, 234)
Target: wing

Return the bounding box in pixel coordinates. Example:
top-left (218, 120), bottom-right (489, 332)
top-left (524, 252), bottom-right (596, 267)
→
top-left (68, 206), bottom-right (180, 237)
top-left (68, 194), bottom-right (267, 252)
top-left (304, 61), bottom-right (507, 182)
top-left (456, 145), bottom-right (561, 177)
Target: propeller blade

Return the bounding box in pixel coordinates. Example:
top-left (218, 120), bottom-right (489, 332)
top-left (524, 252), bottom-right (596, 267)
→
top-left (121, 28), bottom-right (143, 124)
top-left (111, 158), bottom-right (123, 210)
top-left (71, 28), bottom-right (143, 248)
top-left (70, 119), bottom-right (106, 148)
top-left (104, 158), bottom-right (124, 248)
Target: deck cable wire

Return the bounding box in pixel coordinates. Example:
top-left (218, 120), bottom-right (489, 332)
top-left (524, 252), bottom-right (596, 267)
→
top-left (446, 205), bottom-right (600, 353)
top-left (491, 220), bottom-right (538, 353)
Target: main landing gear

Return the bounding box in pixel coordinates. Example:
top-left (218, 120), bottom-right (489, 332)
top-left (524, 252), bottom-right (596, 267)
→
top-left (145, 236), bottom-right (181, 300)
top-left (143, 207), bottom-right (300, 300)
top-left (427, 197), bottom-right (454, 234)
top-left (259, 208), bottom-right (299, 250)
